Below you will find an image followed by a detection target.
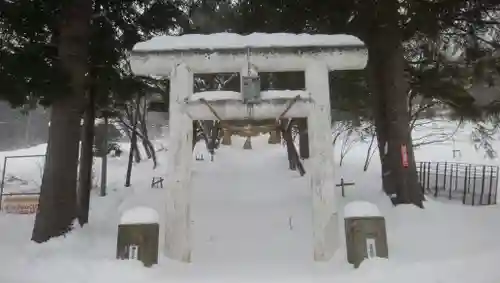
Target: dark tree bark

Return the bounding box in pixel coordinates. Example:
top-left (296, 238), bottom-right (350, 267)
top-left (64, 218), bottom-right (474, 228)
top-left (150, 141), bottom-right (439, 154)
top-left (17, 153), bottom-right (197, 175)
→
top-left (123, 104), bottom-right (141, 163)
top-left (77, 83), bottom-right (96, 226)
top-left (279, 120), bottom-right (305, 176)
top-left (125, 123), bottom-right (138, 187)
top-left (280, 120), bottom-right (296, 170)
top-left (206, 121), bottom-right (220, 160)
top-left (118, 115), bottom-right (157, 169)
top-left (138, 100), bottom-right (152, 159)
top-left (209, 121), bottom-right (220, 150)
top-left (132, 138), bottom-right (141, 162)
top-left (283, 128), bottom-right (296, 170)
top-left (297, 118), bottom-right (309, 159)
top-left (125, 98), bottom-right (140, 187)
top-left (137, 102), bottom-right (157, 168)
top-left (212, 121), bottom-right (222, 149)
top-left (32, 0), bottom-right (92, 242)
top-left (192, 121), bottom-right (199, 150)
top-left (363, 0), bottom-right (423, 207)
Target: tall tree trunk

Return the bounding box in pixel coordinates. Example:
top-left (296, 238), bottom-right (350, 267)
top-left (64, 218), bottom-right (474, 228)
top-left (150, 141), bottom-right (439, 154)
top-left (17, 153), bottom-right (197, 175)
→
top-left (143, 137), bottom-right (158, 168)
top-left (212, 121), bottom-right (222, 149)
top-left (284, 132), bottom-right (296, 170)
top-left (24, 110), bottom-right (31, 147)
top-left (124, 103), bottom-right (141, 162)
top-left (373, 109), bottom-right (395, 195)
top-left (298, 118), bottom-right (309, 159)
top-left (100, 113), bottom-right (108, 196)
top-left (131, 110), bottom-right (141, 163)
top-left (364, 0), bottom-right (423, 207)
top-left (125, 98), bottom-right (140, 187)
top-left (132, 138), bottom-right (141, 162)
top-left (32, 0), bottom-right (92, 242)
top-left (118, 114), bottom-right (157, 169)
top-left (138, 100), bottom-right (152, 159)
top-left (77, 84), bottom-right (95, 226)
top-left (141, 135), bottom-right (152, 159)
top-left (282, 121), bottom-right (296, 170)
top-left (279, 120), bottom-right (305, 176)
top-left (141, 136), bottom-right (152, 159)
top-left (363, 132), bottom-right (377, 172)
top-left (192, 121), bottom-right (198, 149)
top-left (125, 128), bottom-right (137, 187)
top-left (209, 121), bottom-right (220, 150)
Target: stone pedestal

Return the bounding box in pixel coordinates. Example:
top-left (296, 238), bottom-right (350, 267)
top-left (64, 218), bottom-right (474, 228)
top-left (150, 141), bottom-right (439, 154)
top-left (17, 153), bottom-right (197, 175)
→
top-left (344, 202), bottom-right (388, 268)
top-left (116, 207), bottom-right (160, 267)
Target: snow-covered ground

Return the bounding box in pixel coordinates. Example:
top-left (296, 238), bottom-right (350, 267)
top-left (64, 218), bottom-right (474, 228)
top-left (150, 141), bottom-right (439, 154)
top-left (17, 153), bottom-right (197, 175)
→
top-left (1, 119), bottom-right (500, 283)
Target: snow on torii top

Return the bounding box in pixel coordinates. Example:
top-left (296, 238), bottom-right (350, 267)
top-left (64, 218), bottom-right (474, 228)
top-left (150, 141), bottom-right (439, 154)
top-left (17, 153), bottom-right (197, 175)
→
top-left (129, 33), bottom-right (368, 75)
top-left (132, 32), bottom-right (365, 52)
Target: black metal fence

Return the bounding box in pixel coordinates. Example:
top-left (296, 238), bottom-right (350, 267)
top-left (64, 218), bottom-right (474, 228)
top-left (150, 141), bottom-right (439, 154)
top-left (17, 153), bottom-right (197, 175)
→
top-left (417, 161), bottom-right (499, 206)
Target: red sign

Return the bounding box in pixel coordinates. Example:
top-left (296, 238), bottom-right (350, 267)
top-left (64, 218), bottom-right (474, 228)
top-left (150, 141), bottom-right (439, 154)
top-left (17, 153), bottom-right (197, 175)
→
top-left (401, 144), bottom-right (409, 168)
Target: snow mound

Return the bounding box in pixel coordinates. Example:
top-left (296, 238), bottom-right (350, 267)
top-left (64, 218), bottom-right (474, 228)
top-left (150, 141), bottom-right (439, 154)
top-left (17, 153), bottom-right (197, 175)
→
top-left (133, 33), bottom-right (364, 52)
top-left (120, 206), bottom-right (159, 225)
top-left (344, 201), bottom-right (382, 218)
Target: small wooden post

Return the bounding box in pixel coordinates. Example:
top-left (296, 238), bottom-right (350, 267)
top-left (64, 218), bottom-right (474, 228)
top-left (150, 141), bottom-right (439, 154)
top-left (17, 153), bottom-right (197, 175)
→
top-left (336, 178), bottom-right (355, 197)
top-left (151, 177), bottom-right (164, 189)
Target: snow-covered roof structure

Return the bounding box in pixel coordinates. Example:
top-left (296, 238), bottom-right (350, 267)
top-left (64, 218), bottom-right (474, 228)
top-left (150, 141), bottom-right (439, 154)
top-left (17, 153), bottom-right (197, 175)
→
top-left (130, 33), bottom-right (368, 76)
top-left (133, 33), bottom-right (364, 51)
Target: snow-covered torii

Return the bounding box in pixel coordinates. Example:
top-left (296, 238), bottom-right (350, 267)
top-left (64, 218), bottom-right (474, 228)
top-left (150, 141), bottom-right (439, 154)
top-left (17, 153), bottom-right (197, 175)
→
top-left (129, 33), bottom-right (368, 263)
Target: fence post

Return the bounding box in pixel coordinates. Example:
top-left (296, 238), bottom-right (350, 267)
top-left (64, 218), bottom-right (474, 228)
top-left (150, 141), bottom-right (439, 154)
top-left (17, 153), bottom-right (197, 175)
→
top-left (421, 162), bottom-right (426, 194)
top-left (471, 167), bottom-right (477, 206)
top-left (443, 162), bottom-right (448, 196)
top-left (418, 162), bottom-right (423, 183)
top-left (434, 162), bottom-right (440, 197)
top-left (448, 163), bottom-right (453, 200)
top-left (462, 166), bottom-right (468, 205)
top-left (478, 166), bottom-right (486, 205)
top-left (418, 162), bottom-right (425, 194)
top-left (495, 167), bottom-right (499, 205)
top-left (0, 157), bottom-right (8, 211)
top-left (487, 166), bottom-right (494, 205)
top-left (426, 162), bottom-right (431, 192)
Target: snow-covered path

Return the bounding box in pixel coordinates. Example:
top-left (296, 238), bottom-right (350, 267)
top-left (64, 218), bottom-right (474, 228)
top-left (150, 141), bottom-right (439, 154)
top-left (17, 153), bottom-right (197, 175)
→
top-left (191, 137), bottom-right (312, 264)
top-left (3, 124), bottom-right (500, 282)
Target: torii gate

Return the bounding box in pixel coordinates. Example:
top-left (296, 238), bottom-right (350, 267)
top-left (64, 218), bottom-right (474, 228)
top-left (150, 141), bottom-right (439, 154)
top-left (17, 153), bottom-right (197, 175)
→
top-left (129, 33), bottom-right (368, 263)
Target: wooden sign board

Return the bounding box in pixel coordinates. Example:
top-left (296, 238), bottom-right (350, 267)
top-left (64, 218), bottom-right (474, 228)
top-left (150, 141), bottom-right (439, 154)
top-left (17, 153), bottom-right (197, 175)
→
top-left (2, 195), bottom-right (39, 214)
